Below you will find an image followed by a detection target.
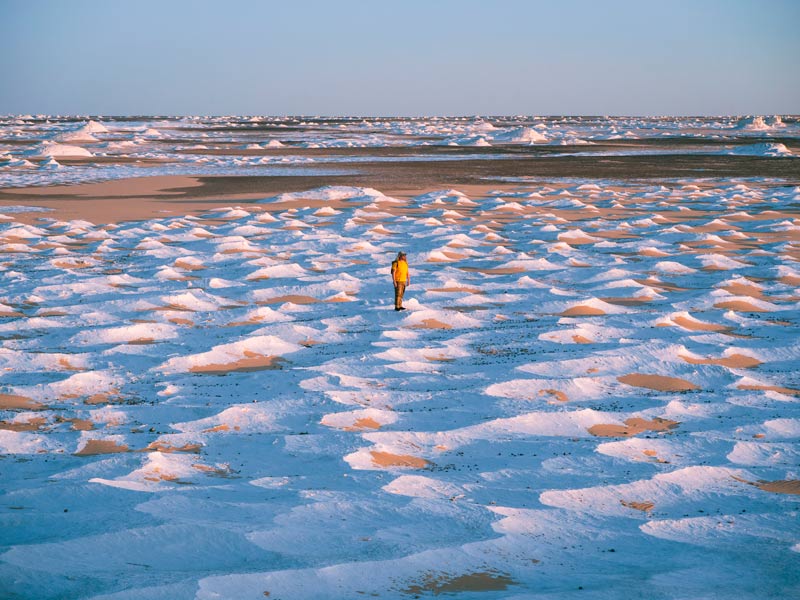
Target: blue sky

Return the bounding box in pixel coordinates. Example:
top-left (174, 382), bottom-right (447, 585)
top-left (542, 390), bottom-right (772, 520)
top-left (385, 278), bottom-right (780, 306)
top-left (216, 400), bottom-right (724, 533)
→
top-left (2, 0), bottom-right (798, 116)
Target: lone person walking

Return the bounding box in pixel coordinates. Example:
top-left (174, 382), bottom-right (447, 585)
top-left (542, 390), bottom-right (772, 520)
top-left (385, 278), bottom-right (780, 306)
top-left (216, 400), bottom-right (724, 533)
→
top-left (390, 252), bottom-right (409, 311)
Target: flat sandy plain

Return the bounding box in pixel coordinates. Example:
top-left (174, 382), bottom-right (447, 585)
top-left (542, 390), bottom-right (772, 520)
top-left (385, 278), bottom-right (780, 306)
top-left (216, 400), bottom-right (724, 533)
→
top-left (1, 116), bottom-right (799, 599)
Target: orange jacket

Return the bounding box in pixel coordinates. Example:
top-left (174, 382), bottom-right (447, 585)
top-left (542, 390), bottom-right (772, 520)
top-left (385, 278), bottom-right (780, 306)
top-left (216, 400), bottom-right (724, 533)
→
top-left (391, 259), bottom-right (409, 283)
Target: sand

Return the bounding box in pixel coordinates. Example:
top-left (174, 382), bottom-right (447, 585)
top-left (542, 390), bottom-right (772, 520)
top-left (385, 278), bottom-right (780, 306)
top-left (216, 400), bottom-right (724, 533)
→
top-left (370, 451), bottom-right (430, 469)
top-left (679, 352), bottom-right (762, 369)
top-left (141, 441), bottom-right (202, 453)
top-left (0, 417), bottom-right (47, 432)
top-left (74, 439), bottom-right (130, 456)
top-left (402, 570), bottom-right (516, 595)
top-left (60, 417), bottom-right (95, 431)
top-left (734, 475), bottom-right (800, 496)
top-left (343, 417), bottom-right (383, 431)
top-left (561, 305), bottom-right (606, 316)
top-left (713, 300), bottom-right (770, 312)
top-left (0, 393), bottom-right (45, 410)
top-left (539, 389), bottom-right (569, 402)
top-left (189, 352), bottom-right (286, 375)
top-left (621, 500), bottom-right (655, 512)
top-left (617, 374), bottom-right (700, 392)
top-left (736, 383), bottom-right (800, 396)
top-left (408, 318), bottom-right (453, 330)
top-left (589, 417), bottom-right (680, 438)
top-left (670, 315), bottom-right (731, 332)
top-left (755, 480), bottom-right (800, 495)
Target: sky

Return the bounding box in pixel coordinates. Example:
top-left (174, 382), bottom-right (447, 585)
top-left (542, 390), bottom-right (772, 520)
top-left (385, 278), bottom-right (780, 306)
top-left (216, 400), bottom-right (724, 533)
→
top-left (1, 0), bottom-right (798, 116)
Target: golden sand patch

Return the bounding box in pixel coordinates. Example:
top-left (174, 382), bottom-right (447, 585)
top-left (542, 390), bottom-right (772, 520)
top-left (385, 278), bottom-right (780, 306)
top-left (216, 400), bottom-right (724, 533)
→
top-left (588, 417), bottom-right (680, 438)
top-left (679, 352), bottom-right (762, 369)
top-left (226, 317), bottom-right (267, 327)
top-left (74, 439), bottom-right (130, 456)
top-left (733, 475), bottom-right (800, 495)
top-left (168, 317), bottom-right (195, 326)
top-left (0, 244), bottom-right (30, 254)
top-left (754, 480), bottom-right (800, 495)
top-left (702, 263), bottom-right (740, 272)
top-left (58, 357), bottom-right (84, 371)
top-left (0, 417), bottom-right (47, 432)
top-left (572, 335), bottom-right (594, 344)
top-left (426, 252), bottom-right (468, 263)
top-left (151, 303), bottom-right (196, 312)
top-left (538, 389), bottom-right (569, 402)
top-left (343, 417), bottom-right (383, 431)
top-left (164, 273), bottom-right (201, 282)
top-left (618, 373), bottom-right (699, 392)
top-left (639, 248), bottom-right (671, 257)
top-left (203, 424), bottom-right (239, 433)
top-left (142, 441), bottom-right (202, 453)
top-left (221, 247), bottom-right (264, 255)
top-left (736, 383), bottom-right (800, 397)
top-left (401, 570), bottom-right (516, 596)
top-left (566, 259), bottom-right (589, 268)
top-left (63, 417), bottom-right (94, 431)
top-left (84, 390), bottom-right (123, 405)
top-left (52, 259), bottom-right (94, 269)
top-left (142, 470), bottom-right (185, 483)
top-left (779, 274), bottom-right (800, 286)
top-left (713, 300), bottom-right (770, 312)
top-left (641, 449), bottom-right (669, 463)
top-left (594, 230), bottom-right (639, 240)
top-left (257, 294), bottom-right (319, 305)
top-left (621, 500), bottom-right (655, 512)
top-left (0, 393), bottom-right (45, 411)
top-left (670, 315), bottom-right (731, 332)
top-left (174, 259), bottom-right (206, 271)
top-left (561, 305), bottom-right (606, 316)
top-left (408, 318), bottom-right (453, 330)
top-left (370, 451), bottom-right (430, 469)
top-left (189, 352), bottom-right (286, 375)
top-left (557, 233), bottom-right (598, 245)
top-left (192, 463), bottom-right (234, 477)
top-left (721, 281), bottom-right (763, 298)
top-left (423, 353), bottom-right (456, 362)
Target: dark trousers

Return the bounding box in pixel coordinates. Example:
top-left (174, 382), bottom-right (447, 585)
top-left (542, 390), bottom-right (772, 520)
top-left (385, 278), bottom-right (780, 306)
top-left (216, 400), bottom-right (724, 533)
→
top-left (394, 282), bottom-right (406, 309)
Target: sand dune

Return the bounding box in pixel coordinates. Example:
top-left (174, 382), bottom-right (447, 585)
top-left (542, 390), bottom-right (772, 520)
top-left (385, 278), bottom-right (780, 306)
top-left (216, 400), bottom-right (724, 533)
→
top-left (589, 417), bottom-right (680, 437)
top-left (618, 373), bottom-right (700, 392)
top-left (370, 451), bottom-right (430, 469)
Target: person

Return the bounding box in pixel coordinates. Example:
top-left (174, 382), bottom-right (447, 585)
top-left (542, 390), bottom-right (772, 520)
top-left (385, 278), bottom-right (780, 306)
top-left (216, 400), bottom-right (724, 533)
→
top-left (390, 251), bottom-right (409, 311)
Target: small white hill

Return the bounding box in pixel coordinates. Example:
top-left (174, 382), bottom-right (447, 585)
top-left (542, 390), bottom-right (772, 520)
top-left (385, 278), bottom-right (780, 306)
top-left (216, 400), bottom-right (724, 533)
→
top-left (34, 142), bottom-right (93, 158)
top-left (492, 126), bottom-right (548, 144)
